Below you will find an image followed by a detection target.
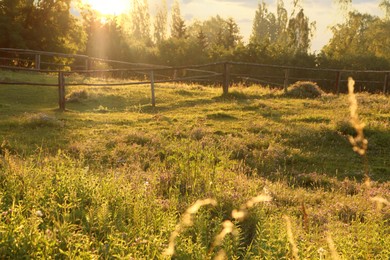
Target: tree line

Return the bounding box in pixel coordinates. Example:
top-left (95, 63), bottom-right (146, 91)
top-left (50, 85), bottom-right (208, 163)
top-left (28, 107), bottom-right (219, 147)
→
top-left (1, 0), bottom-right (390, 70)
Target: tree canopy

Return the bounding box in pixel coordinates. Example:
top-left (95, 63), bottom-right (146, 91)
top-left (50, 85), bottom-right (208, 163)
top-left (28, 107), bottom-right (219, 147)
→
top-left (0, 0), bottom-right (389, 69)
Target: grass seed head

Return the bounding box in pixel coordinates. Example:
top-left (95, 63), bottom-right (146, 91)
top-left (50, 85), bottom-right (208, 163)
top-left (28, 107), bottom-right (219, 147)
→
top-left (326, 232), bottom-right (341, 260)
top-left (347, 77), bottom-right (368, 156)
top-left (284, 215), bottom-right (299, 260)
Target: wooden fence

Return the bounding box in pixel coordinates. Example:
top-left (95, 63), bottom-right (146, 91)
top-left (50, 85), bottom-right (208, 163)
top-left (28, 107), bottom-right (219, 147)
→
top-left (0, 48), bottom-right (389, 111)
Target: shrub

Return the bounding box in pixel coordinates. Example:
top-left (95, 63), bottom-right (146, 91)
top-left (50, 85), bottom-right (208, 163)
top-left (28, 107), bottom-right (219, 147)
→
top-left (285, 81), bottom-right (324, 98)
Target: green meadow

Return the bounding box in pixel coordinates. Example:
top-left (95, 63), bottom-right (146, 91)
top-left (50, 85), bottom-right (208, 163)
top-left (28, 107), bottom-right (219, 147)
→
top-left (0, 70), bottom-right (389, 259)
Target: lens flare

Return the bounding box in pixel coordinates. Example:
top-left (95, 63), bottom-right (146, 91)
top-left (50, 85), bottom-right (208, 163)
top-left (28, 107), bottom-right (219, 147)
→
top-left (81, 0), bottom-right (130, 16)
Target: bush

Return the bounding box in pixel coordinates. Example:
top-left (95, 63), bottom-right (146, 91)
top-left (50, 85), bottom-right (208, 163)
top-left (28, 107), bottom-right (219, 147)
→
top-left (286, 81), bottom-right (323, 98)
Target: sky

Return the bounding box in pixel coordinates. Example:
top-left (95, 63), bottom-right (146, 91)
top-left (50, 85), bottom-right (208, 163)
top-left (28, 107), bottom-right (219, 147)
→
top-left (155, 0), bottom-right (384, 52)
top-left (83, 0), bottom-right (385, 52)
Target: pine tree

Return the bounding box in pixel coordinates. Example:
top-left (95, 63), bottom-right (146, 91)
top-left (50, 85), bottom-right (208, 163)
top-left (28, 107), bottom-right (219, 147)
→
top-left (225, 17), bottom-right (242, 49)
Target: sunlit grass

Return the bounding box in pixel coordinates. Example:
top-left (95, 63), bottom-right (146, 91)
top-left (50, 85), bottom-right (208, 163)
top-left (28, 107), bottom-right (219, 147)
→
top-left (0, 70), bottom-right (389, 258)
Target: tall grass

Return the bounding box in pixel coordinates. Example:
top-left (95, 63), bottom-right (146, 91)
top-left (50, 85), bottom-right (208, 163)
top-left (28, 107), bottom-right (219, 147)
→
top-left (0, 73), bottom-right (389, 258)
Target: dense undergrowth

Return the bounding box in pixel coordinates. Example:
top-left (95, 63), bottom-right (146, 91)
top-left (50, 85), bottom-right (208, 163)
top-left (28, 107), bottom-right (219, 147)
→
top-left (0, 70), bottom-right (389, 258)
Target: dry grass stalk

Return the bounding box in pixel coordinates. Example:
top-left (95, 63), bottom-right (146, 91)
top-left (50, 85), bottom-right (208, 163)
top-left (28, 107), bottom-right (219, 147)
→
top-left (326, 233), bottom-right (341, 260)
top-left (209, 220), bottom-right (236, 257)
top-left (163, 198), bottom-right (217, 257)
top-left (301, 202), bottom-right (309, 232)
top-left (347, 77), bottom-right (368, 156)
top-left (284, 215), bottom-right (299, 260)
top-left (232, 195), bottom-right (272, 221)
top-left (347, 77), bottom-right (370, 183)
top-left (212, 220), bottom-right (235, 248)
top-left (214, 249), bottom-right (227, 260)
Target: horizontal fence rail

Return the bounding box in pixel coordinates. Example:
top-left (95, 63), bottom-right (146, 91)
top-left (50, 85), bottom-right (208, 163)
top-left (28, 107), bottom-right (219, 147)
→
top-left (1, 48), bottom-right (389, 111)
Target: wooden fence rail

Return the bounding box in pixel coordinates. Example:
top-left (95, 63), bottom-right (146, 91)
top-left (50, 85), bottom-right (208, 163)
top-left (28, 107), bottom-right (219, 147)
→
top-left (1, 48), bottom-right (390, 111)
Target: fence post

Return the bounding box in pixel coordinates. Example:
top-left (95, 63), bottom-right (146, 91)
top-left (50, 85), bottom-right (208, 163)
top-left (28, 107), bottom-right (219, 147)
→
top-left (35, 54), bottom-right (41, 70)
top-left (150, 70), bottom-right (156, 107)
top-left (58, 72), bottom-right (66, 111)
top-left (85, 58), bottom-right (90, 70)
top-left (283, 69), bottom-right (290, 93)
top-left (384, 73), bottom-right (389, 94)
top-left (335, 71), bottom-right (341, 95)
top-left (223, 62), bottom-right (230, 95)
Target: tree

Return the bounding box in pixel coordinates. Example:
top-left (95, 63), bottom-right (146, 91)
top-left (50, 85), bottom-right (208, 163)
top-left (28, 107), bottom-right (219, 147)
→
top-left (225, 17), bottom-right (242, 49)
top-left (249, 0), bottom-right (313, 57)
top-left (320, 10), bottom-right (390, 69)
top-left (287, 9), bottom-right (314, 54)
top-left (0, 0), bottom-right (85, 53)
top-left (196, 29), bottom-right (208, 49)
top-left (81, 10), bottom-right (129, 61)
top-left (131, 0), bottom-right (151, 44)
top-left (188, 16), bottom-right (242, 50)
top-left (171, 0), bottom-right (186, 39)
top-left (250, 1), bottom-right (274, 45)
top-left (153, 0), bottom-right (168, 44)
top-left (380, 0), bottom-right (390, 20)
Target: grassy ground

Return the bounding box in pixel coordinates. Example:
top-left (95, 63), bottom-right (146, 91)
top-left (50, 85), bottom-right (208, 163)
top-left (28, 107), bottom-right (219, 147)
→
top-left (0, 70), bottom-right (389, 259)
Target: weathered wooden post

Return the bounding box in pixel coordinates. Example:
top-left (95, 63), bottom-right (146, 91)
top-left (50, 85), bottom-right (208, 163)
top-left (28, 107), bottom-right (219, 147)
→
top-left (384, 73), bottom-right (389, 94)
top-left (283, 69), bottom-right (290, 93)
top-left (223, 62), bottom-right (230, 95)
top-left (150, 70), bottom-right (156, 107)
top-left (58, 72), bottom-right (66, 111)
top-left (173, 69), bottom-right (177, 80)
top-left (335, 71), bottom-right (342, 95)
top-left (85, 58), bottom-right (90, 70)
top-left (35, 54), bottom-right (41, 70)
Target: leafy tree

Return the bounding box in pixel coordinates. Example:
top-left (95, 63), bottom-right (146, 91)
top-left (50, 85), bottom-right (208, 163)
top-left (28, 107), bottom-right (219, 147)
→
top-left (153, 0), bottom-right (168, 44)
top-left (196, 29), bottom-right (208, 49)
top-left (171, 0), bottom-right (187, 39)
top-left (287, 9), bottom-right (315, 54)
top-left (0, 0), bottom-right (26, 48)
top-left (321, 11), bottom-right (390, 69)
top-left (249, 0), bottom-right (313, 59)
top-left (380, 0), bottom-right (390, 20)
top-left (188, 16), bottom-right (241, 50)
top-left (131, 0), bottom-right (152, 45)
top-left (158, 38), bottom-right (207, 65)
top-left (0, 0), bottom-right (85, 53)
top-left (250, 1), bottom-right (275, 45)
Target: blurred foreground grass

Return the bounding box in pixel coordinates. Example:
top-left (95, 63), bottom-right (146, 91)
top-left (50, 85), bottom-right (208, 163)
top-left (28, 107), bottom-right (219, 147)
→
top-left (0, 70), bottom-right (389, 258)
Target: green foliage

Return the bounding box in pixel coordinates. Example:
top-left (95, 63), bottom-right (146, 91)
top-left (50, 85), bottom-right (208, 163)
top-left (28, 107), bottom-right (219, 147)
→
top-left (171, 0), bottom-right (187, 39)
top-left (0, 0), bottom-right (86, 53)
top-left (321, 11), bottom-right (390, 69)
top-left (130, 0), bottom-right (152, 45)
top-left (153, 0), bottom-right (168, 44)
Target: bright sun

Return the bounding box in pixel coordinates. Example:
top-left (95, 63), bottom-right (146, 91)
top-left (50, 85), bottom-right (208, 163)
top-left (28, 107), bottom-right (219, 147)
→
top-left (81, 0), bottom-right (130, 16)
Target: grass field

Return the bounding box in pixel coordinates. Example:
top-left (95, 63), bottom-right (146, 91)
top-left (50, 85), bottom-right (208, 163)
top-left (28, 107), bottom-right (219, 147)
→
top-left (0, 70), bottom-right (389, 259)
